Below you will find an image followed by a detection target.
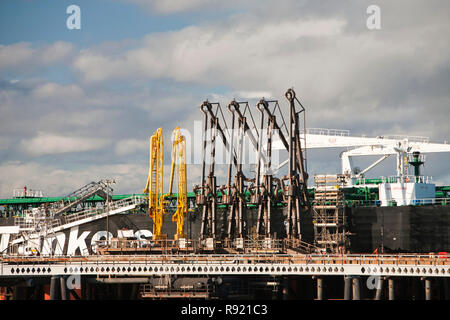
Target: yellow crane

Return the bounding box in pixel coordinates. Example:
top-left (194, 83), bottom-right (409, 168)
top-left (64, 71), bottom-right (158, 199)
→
top-left (142, 127), bottom-right (188, 240)
top-left (167, 127), bottom-right (187, 240)
top-left (143, 128), bottom-right (166, 240)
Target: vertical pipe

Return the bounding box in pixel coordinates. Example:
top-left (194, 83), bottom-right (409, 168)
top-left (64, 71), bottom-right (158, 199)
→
top-left (425, 278), bottom-right (432, 301)
top-left (226, 107), bottom-right (235, 200)
top-left (317, 277), bottom-right (323, 300)
top-left (352, 277), bottom-right (360, 300)
top-left (344, 276), bottom-right (352, 300)
top-left (199, 105), bottom-right (209, 239)
top-left (375, 277), bottom-right (384, 300)
top-left (388, 278), bottom-right (395, 300)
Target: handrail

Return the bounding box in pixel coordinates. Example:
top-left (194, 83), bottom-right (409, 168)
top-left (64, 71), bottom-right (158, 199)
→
top-left (2, 252), bottom-right (448, 266)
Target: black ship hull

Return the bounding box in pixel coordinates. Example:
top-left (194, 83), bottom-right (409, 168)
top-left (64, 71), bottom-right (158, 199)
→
top-left (1, 205), bottom-right (449, 256)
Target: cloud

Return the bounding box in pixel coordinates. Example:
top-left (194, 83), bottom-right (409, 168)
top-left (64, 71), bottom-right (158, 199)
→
top-left (72, 17), bottom-right (346, 84)
top-left (115, 139), bottom-right (148, 156)
top-left (122, 0), bottom-right (247, 14)
top-left (18, 132), bottom-right (111, 156)
top-left (0, 137), bottom-right (10, 150)
top-left (0, 41), bottom-right (74, 74)
top-left (0, 161), bottom-right (148, 198)
top-left (31, 82), bottom-right (83, 101)
top-left (1, 0), bottom-right (450, 198)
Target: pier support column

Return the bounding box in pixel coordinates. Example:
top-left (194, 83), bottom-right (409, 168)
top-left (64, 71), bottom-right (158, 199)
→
top-left (388, 278), bottom-right (395, 300)
top-left (33, 284), bottom-right (42, 300)
top-left (444, 278), bottom-right (450, 300)
top-left (375, 277), bottom-right (384, 300)
top-left (12, 286), bottom-right (26, 300)
top-left (60, 276), bottom-right (68, 300)
top-left (50, 276), bottom-right (60, 300)
top-left (425, 278), bottom-right (432, 301)
top-left (316, 277), bottom-right (323, 300)
top-left (131, 284), bottom-right (138, 300)
top-left (352, 277), bottom-right (360, 300)
top-left (344, 276), bottom-right (352, 300)
top-left (282, 277), bottom-right (290, 300)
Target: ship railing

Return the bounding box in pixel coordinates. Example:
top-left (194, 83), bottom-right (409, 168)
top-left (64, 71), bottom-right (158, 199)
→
top-left (2, 252), bottom-right (448, 268)
top-left (304, 128), bottom-right (350, 136)
top-left (94, 238), bottom-right (203, 253)
top-left (344, 197), bottom-right (449, 207)
top-left (384, 135), bottom-right (430, 143)
top-left (62, 195), bottom-right (145, 225)
top-left (13, 189), bottom-right (43, 198)
top-left (381, 175), bottom-right (433, 184)
top-left (14, 216), bottom-right (61, 230)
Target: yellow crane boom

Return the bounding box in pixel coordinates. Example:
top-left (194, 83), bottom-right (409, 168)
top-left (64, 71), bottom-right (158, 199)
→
top-left (143, 128), bottom-right (166, 240)
top-left (142, 127), bottom-right (188, 241)
top-left (168, 127), bottom-right (187, 240)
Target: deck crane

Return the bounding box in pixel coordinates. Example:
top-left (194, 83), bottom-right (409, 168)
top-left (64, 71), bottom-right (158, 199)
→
top-left (167, 127), bottom-right (188, 240)
top-left (143, 128), bottom-right (166, 240)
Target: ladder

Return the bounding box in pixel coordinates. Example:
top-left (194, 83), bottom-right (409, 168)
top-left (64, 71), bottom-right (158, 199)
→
top-left (51, 180), bottom-right (113, 216)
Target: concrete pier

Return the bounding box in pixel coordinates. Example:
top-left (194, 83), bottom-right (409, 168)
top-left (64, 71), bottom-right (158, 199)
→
top-left (316, 277), bottom-right (323, 300)
top-left (388, 278), bottom-right (395, 300)
top-left (344, 276), bottom-right (352, 300)
top-left (352, 277), bottom-right (360, 300)
top-left (375, 277), bottom-right (384, 300)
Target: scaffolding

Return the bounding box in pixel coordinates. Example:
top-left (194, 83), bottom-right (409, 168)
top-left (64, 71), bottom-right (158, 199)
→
top-left (312, 174), bottom-right (350, 253)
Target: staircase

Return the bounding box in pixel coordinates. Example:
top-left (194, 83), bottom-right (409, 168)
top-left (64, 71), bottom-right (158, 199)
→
top-left (51, 180), bottom-right (113, 216)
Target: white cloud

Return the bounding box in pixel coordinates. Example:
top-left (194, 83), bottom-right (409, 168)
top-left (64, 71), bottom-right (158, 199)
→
top-left (31, 82), bottom-right (83, 100)
top-left (72, 18), bottom-right (346, 84)
top-left (19, 132), bottom-right (110, 156)
top-left (123, 0), bottom-right (244, 14)
top-left (0, 161), bottom-right (148, 198)
top-left (115, 139), bottom-right (148, 156)
top-left (0, 41), bottom-right (74, 73)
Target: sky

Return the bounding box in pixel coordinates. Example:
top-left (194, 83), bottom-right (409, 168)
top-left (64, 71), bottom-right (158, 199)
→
top-left (0, 0), bottom-right (449, 198)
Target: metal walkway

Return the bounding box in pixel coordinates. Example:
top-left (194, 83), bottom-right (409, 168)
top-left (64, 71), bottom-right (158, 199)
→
top-left (10, 195), bottom-right (145, 249)
top-left (51, 180), bottom-right (113, 216)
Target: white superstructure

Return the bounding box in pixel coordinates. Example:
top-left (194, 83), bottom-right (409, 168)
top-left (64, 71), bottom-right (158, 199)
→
top-left (272, 128), bottom-right (450, 206)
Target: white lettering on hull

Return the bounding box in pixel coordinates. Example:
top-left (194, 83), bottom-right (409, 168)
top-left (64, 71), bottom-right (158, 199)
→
top-left (67, 227), bottom-right (91, 256)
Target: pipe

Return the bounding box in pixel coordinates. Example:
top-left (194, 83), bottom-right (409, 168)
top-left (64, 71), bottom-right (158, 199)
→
top-left (91, 278), bottom-right (150, 284)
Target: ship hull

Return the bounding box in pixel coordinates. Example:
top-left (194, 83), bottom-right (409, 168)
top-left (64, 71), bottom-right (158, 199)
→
top-left (0, 205), bottom-right (449, 255)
